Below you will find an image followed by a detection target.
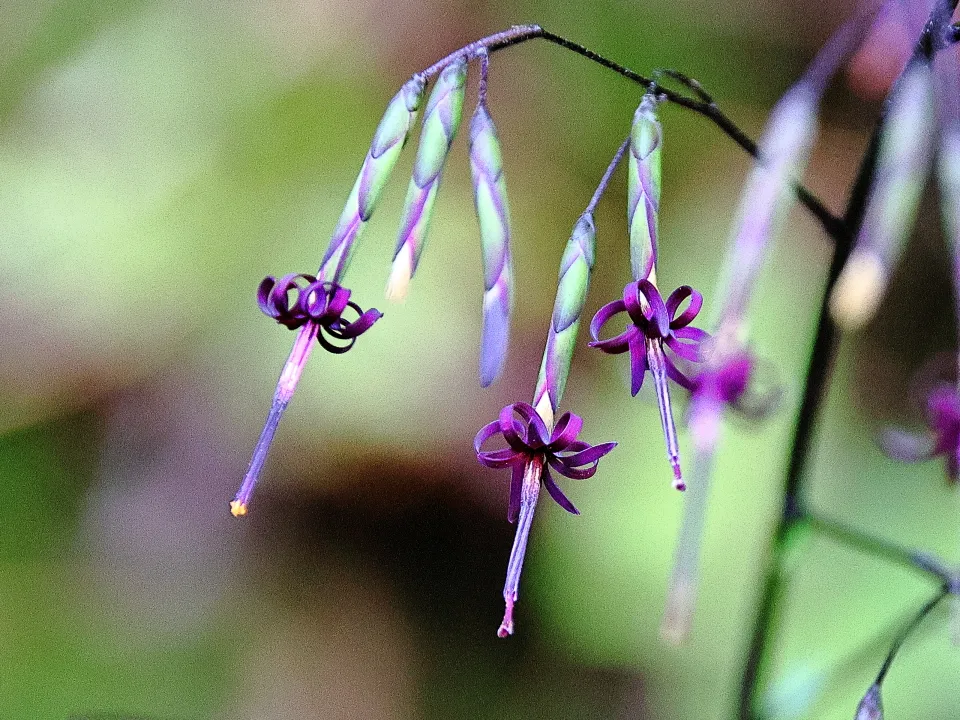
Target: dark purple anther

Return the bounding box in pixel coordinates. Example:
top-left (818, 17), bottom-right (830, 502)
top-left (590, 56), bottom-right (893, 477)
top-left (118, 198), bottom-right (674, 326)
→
top-left (590, 279), bottom-right (708, 488)
top-left (232, 275), bottom-right (382, 517)
top-left (881, 384), bottom-right (960, 482)
top-left (475, 402), bottom-right (616, 636)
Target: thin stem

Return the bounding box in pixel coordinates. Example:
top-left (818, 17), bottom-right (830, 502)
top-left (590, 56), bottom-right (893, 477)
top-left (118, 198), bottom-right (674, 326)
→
top-left (804, 513), bottom-right (953, 583)
top-left (584, 136), bottom-right (630, 215)
top-left (477, 49), bottom-right (490, 107)
top-left (414, 25), bottom-right (844, 242)
top-left (875, 586), bottom-right (950, 685)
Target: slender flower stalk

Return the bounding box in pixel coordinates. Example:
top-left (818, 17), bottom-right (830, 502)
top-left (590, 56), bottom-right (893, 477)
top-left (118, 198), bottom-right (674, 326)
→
top-left (387, 58), bottom-right (468, 301)
top-left (829, 60), bottom-right (936, 330)
top-left (470, 51), bottom-right (514, 386)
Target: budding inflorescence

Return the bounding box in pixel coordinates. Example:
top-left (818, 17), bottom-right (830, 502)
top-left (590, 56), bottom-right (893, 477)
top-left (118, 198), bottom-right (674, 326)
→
top-left (230, 14), bottom-right (960, 709)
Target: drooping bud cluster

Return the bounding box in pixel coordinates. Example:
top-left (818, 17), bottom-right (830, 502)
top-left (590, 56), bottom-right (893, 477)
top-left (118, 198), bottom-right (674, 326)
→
top-left (387, 58), bottom-right (468, 300)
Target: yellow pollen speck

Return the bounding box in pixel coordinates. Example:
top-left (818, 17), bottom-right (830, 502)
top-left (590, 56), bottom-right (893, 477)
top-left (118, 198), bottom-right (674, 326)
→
top-left (230, 500), bottom-right (248, 517)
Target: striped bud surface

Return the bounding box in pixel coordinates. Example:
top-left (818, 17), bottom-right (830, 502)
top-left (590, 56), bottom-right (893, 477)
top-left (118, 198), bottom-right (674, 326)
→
top-left (830, 62), bottom-right (935, 331)
top-left (470, 103), bottom-right (514, 387)
top-left (387, 58), bottom-right (468, 300)
top-left (533, 212), bottom-right (597, 427)
top-left (318, 76), bottom-right (425, 282)
top-left (628, 93), bottom-right (662, 282)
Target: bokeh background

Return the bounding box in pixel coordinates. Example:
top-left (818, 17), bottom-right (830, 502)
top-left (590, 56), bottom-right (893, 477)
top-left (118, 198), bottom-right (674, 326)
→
top-left (1, 0), bottom-right (959, 718)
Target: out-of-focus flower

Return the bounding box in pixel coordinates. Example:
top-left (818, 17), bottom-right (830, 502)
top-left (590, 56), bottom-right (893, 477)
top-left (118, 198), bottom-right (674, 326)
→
top-left (830, 61), bottom-right (935, 331)
top-left (854, 683), bottom-right (884, 720)
top-left (881, 384), bottom-right (960, 482)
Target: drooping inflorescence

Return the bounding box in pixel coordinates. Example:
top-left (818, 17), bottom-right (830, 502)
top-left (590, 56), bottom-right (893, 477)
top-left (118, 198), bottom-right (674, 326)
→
top-left (230, 10), bottom-right (960, 716)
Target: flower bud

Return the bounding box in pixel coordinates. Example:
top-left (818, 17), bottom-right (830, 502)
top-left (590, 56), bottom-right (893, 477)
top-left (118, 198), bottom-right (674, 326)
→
top-left (470, 103), bottom-right (514, 387)
top-left (387, 59), bottom-right (468, 301)
top-left (319, 76), bottom-right (425, 282)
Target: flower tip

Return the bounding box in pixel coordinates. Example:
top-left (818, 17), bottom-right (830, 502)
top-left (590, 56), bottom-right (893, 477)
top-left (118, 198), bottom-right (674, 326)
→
top-left (386, 246), bottom-right (414, 302)
top-left (229, 500), bottom-right (248, 517)
top-left (672, 462), bottom-right (685, 491)
top-left (828, 250), bottom-right (886, 331)
top-left (498, 594), bottom-right (516, 638)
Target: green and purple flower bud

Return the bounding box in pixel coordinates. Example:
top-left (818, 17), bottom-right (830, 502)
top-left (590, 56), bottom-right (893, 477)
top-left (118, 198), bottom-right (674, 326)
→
top-left (470, 102), bottom-right (514, 387)
top-left (387, 58), bottom-right (468, 300)
top-left (318, 76), bottom-right (425, 283)
top-left (716, 84), bottom-right (818, 335)
top-left (532, 212), bottom-right (597, 428)
top-left (830, 61), bottom-right (935, 331)
top-left (628, 93), bottom-right (662, 282)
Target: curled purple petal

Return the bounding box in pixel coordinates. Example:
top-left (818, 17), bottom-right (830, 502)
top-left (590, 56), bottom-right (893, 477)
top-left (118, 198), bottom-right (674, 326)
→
top-left (542, 466), bottom-right (580, 515)
top-left (474, 402), bottom-right (615, 518)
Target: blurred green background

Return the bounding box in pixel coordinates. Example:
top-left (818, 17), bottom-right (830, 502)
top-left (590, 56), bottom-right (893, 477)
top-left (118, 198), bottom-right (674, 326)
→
top-left (1, 0), bottom-right (958, 718)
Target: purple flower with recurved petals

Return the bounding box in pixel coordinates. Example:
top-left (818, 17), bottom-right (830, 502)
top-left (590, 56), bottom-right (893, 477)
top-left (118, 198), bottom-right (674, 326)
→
top-left (475, 402), bottom-right (616, 636)
top-left (257, 274), bottom-right (383, 353)
top-left (590, 279), bottom-right (708, 488)
top-left (881, 385), bottom-right (960, 482)
top-left (231, 275), bottom-right (382, 517)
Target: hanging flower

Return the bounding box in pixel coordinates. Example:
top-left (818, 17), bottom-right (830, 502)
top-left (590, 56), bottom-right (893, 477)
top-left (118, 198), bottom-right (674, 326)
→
top-left (590, 279), bottom-right (708, 489)
top-left (475, 402), bottom-right (616, 636)
top-left (231, 275), bottom-right (382, 517)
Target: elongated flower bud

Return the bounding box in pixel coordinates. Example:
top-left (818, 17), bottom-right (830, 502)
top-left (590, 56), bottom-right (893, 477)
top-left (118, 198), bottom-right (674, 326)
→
top-left (716, 84), bottom-right (818, 335)
top-left (387, 58), bottom-right (468, 300)
top-left (830, 62), bottom-right (935, 331)
top-left (470, 103), bottom-right (514, 387)
top-left (318, 76), bottom-right (425, 282)
top-left (533, 212), bottom-right (596, 427)
top-left (628, 93), bottom-right (662, 282)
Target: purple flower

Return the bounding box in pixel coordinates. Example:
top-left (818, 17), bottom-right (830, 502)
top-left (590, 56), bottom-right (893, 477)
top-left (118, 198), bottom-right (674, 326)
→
top-left (257, 274), bottom-right (383, 353)
top-left (589, 279), bottom-right (708, 489)
top-left (474, 402), bottom-right (616, 636)
top-left (881, 384), bottom-right (960, 482)
top-left (231, 274), bottom-right (382, 517)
